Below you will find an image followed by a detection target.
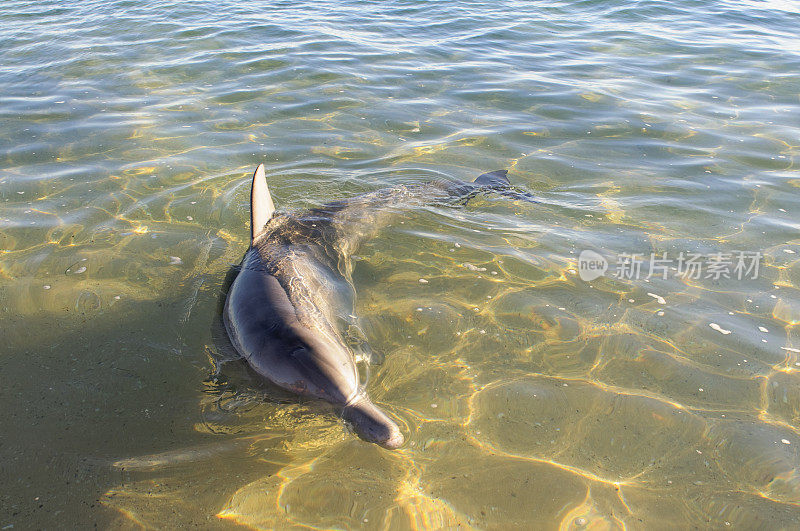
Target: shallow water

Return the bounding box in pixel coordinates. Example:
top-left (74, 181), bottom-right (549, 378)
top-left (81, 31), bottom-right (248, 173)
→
top-left (2, 0), bottom-right (800, 528)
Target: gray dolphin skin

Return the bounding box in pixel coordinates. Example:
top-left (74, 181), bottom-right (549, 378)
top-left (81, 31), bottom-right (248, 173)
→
top-left (223, 164), bottom-right (524, 449)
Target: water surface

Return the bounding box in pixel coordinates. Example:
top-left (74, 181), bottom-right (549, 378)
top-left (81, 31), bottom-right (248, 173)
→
top-left (2, 0), bottom-right (800, 528)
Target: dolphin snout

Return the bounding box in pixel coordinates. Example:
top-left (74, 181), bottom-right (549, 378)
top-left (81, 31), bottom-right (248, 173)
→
top-left (342, 396), bottom-right (404, 449)
top-left (382, 425), bottom-right (405, 450)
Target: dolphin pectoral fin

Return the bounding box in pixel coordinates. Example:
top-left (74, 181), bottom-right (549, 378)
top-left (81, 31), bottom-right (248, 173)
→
top-left (473, 169), bottom-right (510, 187)
top-left (250, 163), bottom-right (275, 242)
top-left (342, 395), bottom-right (404, 449)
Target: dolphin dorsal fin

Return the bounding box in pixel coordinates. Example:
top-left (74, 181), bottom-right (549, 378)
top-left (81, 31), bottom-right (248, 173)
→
top-left (250, 164), bottom-right (275, 242)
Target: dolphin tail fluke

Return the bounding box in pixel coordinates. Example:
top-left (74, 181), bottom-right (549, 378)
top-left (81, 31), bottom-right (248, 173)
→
top-left (250, 163), bottom-right (275, 242)
top-left (472, 169), bottom-right (541, 204)
top-left (342, 395), bottom-right (404, 449)
top-left (473, 169), bottom-right (509, 187)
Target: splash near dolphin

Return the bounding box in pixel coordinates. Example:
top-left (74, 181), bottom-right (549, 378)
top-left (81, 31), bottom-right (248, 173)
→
top-left (223, 164), bottom-right (530, 448)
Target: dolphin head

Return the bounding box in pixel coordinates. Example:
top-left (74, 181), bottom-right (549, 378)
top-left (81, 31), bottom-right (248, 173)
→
top-left (292, 330), bottom-right (404, 448)
top-left (268, 324), bottom-right (362, 403)
top-left (290, 328), bottom-right (404, 448)
top-left (342, 394), bottom-right (404, 449)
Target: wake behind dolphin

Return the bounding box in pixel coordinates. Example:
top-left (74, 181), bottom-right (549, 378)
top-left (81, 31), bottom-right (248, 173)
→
top-left (223, 164), bottom-right (531, 448)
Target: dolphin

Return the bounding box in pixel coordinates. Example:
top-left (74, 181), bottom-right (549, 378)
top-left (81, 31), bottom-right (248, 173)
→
top-left (223, 164), bottom-right (530, 449)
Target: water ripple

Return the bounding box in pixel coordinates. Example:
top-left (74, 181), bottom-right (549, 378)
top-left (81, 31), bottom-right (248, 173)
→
top-left (3, 0), bottom-right (800, 528)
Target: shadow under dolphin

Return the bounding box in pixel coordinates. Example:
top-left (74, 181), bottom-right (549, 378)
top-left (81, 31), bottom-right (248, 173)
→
top-left (222, 165), bottom-right (536, 449)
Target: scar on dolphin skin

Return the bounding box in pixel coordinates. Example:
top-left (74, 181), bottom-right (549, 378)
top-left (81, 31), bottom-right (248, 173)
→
top-left (222, 163), bottom-right (537, 448)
